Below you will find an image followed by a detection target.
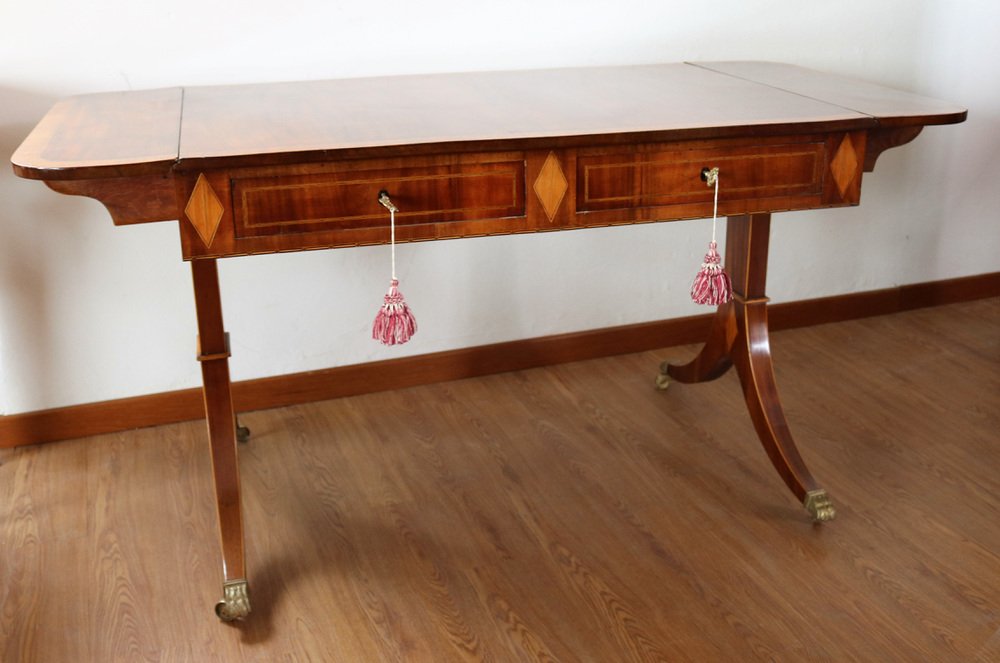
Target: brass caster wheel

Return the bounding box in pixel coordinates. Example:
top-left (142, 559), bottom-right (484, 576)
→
top-left (656, 361), bottom-right (673, 391)
top-left (655, 361), bottom-right (673, 390)
top-left (803, 489), bottom-right (836, 523)
top-left (215, 579), bottom-right (251, 621)
top-left (655, 372), bottom-right (671, 390)
top-left (236, 424), bottom-right (251, 444)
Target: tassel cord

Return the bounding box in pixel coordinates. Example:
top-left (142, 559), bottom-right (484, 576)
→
top-left (711, 170), bottom-right (719, 245)
top-left (390, 207), bottom-right (396, 281)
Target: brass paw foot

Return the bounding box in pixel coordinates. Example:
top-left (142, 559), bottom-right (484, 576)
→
top-left (803, 489), bottom-right (836, 522)
top-left (655, 361), bottom-right (671, 390)
top-left (236, 424), bottom-right (250, 443)
top-left (215, 579), bottom-right (251, 621)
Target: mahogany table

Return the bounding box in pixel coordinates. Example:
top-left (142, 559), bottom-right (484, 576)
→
top-left (11, 62), bottom-right (966, 621)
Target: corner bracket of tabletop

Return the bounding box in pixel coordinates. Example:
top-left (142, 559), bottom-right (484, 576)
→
top-left (45, 174), bottom-right (179, 226)
top-left (862, 126), bottom-right (924, 173)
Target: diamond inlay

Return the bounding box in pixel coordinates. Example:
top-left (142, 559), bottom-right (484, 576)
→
top-left (533, 152), bottom-right (568, 222)
top-left (830, 135), bottom-right (859, 198)
top-left (185, 174), bottom-right (224, 247)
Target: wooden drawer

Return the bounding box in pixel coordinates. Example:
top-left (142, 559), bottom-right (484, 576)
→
top-left (232, 160), bottom-right (525, 238)
top-left (577, 142), bottom-right (825, 212)
top-left (177, 134), bottom-right (862, 259)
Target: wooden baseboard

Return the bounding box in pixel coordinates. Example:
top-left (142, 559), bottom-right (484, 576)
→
top-left (2, 272), bottom-right (997, 449)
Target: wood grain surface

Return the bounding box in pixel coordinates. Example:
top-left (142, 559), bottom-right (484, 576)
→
top-left (2, 298), bottom-right (998, 662)
top-left (174, 64), bottom-right (871, 169)
top-left (10, 88), bottom-right (182, 180)
top-left (13, 63), bottom-right (966, 181)
top-left (694, 62), bottom-right (968, 127)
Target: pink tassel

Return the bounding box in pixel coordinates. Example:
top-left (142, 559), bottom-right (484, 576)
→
top-left (372, 278), bottom-right (417, 345)
top-left (690, 241), bottom-right (732, 306)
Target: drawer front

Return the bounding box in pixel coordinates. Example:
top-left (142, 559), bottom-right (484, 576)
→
top-left (178, 134), bottom-right (863, 259)
top-left (578, 143), bottom-right (825, 212)
top-left (232, 161), bottom-right (525, 238)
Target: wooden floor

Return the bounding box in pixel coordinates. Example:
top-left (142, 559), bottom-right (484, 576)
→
top-left (2, 298), bottom-right (998, 662)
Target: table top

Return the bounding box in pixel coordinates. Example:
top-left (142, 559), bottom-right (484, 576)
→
top-left (11, 62), bottom-right (966, 181)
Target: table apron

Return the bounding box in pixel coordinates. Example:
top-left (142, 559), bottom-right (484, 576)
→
top-left (176, 132), bottom-right (862, 259)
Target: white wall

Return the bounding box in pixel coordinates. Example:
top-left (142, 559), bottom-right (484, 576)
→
top-left (1, 0), bottom-right (997, 415)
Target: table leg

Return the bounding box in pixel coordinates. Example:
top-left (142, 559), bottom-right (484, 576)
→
top-left (191, 258), bottom-right (251, 620)
top-left (660, 213), bottom-right (835, 522)
top-left (658, 299), bottom-right (736, 387)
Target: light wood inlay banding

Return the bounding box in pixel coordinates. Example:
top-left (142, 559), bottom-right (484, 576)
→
top-left (232, 161), bottom-right (525, 238)
top-left (578, 142), bottom-right (825, 213)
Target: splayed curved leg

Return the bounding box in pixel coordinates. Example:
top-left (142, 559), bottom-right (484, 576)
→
top-left (657, 213), bottom-right (834, 521)
top-left (659, 300), bottom-right (737, 388)
top-left (732, 299), bottom-right (835, 521)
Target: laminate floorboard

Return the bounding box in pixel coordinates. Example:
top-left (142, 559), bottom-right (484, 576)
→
top-left (2, 298), bottom-right (998, 662)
